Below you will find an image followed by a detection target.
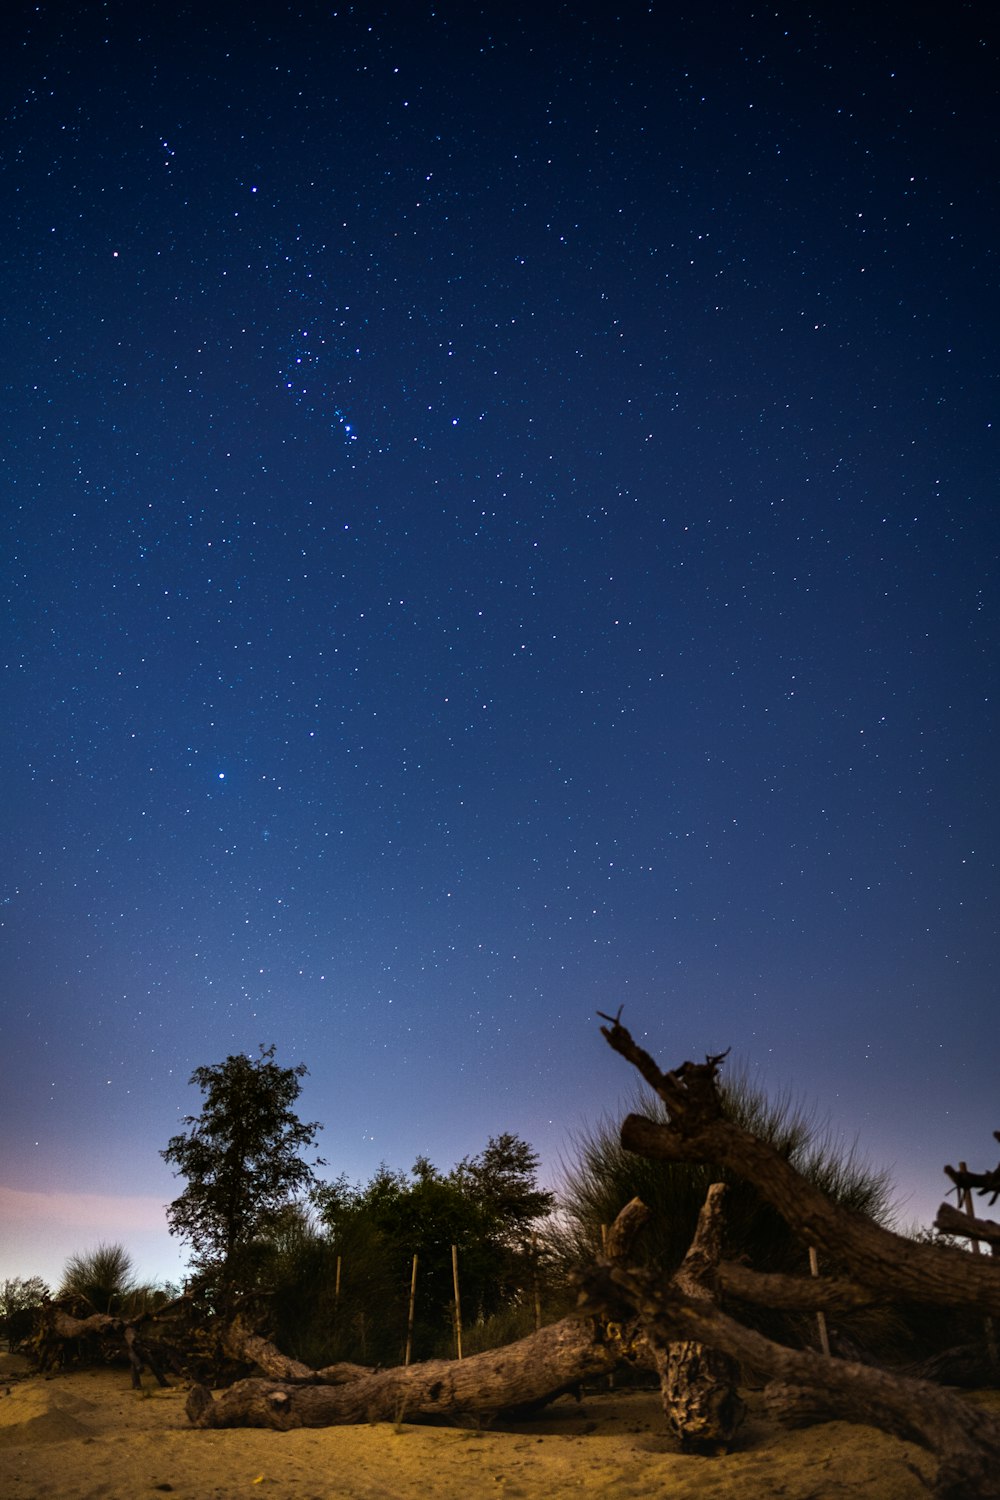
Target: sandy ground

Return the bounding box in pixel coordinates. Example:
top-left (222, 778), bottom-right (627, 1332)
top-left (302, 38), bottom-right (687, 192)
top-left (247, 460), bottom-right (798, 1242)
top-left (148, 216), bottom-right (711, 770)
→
top-left (0, 1350), bottom-right (946, 1499)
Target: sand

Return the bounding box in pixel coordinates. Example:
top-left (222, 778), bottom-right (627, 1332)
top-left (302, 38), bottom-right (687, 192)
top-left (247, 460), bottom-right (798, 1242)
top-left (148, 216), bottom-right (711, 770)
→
top-left (0, 1351), bottom-right (942, 1498)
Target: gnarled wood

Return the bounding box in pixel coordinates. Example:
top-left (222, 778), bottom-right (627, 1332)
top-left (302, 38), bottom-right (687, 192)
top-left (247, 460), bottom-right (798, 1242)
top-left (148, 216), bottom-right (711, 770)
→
top-left (945, 1142), bottom-right (1000, 1206)
top-left (716, 1261), bottom-right (880, 1312)
top-left (186, 1313), bottom-right (629, 1428)
top-left (656, 1183), bottom-right (744, 1452)
top-left (186, 1196), bottom-right (653, 1429)
top-left (600, 1013), bottom-right (1000, 1316)
top-left (576, 1257), bottom-right (1000, 1500)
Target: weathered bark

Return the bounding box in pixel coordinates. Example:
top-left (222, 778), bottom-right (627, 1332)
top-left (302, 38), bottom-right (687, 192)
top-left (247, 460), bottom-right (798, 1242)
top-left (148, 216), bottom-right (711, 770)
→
top-left (220, 1317), bottom-right (389, 1386)
top-left (655, 1183), bottom-right (745, 1452)
top-left (576, 1257), bottom-right (1000, 1500)
top-left (599, 1010), bottom-right (1000, 1316)
top-left (935, 1201), bottom-right (1000, 1251)
top-left (37, 1305), bottom-right (171, 1389)
top-left (187, 1198), bottom-right (653, 1429)
top-left (186, 1314), bottom-right (630, 1428)
top-left (592, 1014), bottom-right (1000, 1497)
top-left (716, 1262), bottom-right (880, 1312)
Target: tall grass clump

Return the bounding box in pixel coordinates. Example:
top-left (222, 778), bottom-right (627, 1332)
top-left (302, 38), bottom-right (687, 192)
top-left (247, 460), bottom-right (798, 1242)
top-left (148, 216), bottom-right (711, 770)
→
top-left (59, 1242), bottom-right (140, 1315)
top-left (557, 1067), bottom-right (897, 1352)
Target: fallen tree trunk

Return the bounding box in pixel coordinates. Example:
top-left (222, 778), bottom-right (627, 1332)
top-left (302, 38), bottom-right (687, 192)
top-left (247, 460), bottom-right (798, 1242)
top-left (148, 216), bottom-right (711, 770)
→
top-left (37, 1305), bottom-right (172, 1389)
top-left (576, 1257), bottom-right (1000, 1500)
top-left (591, 1012), bottom-right (1000, 1498)
top-left (186, 1314), bottom-right (631, 1428)
top-left (599, 1010), bottom-right (1000, 1316)
top-left (220, 1317), bottom-right (388, 1386)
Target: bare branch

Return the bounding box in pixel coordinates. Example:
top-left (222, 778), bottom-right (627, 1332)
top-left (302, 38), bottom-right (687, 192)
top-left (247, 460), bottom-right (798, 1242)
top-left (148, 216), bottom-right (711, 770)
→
top-left (604, 1020), bottom-right (1000, 1318)
top-left (716, 1262), bottom-right (881, 1313)
top-left (944, 1161), bottom-right (1000, 1207)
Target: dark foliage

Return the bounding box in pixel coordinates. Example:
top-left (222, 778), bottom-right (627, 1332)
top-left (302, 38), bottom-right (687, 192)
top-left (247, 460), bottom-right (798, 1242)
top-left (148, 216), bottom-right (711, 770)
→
top-left (308, 1133), bottom-right (555, 1365)
top-left (161, 1044), bottom-right (322, 1285)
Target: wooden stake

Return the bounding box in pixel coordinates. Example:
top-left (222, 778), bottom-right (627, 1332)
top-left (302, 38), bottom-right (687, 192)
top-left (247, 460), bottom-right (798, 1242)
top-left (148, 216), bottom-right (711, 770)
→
top-left (531, 1233), bottom-right (542, 1333)
top-left (452, 1243), bottom-right (463, 1360)
top-left (960, 1162), bottom-right (999, 1370)
top-left (808, 1245), bottom-right (831, 1357)
top-left (404, 1254), bottom-right (418, 1367)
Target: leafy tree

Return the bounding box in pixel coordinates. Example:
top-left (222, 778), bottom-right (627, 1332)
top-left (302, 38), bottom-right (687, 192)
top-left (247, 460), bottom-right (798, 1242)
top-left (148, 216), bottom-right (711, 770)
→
top-left (0, 1276), bottom-right (50, 1350)
top-left (161, 1043), bottom-right (323, 1283)
top-left (59, 1243), bottom-right (137, 1314)
top-left (453, 1132), bottom-right (555, 1244)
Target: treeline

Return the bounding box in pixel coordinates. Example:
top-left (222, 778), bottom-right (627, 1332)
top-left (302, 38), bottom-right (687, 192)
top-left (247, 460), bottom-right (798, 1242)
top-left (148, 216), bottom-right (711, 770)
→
top-left (244, 1136), bottom-right (560, 1368)
top-left (5, 1040), bottom-right (938, 1373)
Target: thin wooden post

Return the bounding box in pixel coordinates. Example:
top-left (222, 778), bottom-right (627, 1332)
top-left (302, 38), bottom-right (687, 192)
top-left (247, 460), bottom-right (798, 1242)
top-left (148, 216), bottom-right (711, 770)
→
top-left (531, 1233), bottom-right (542, 1333)
top-left (808, 1245), bottom-right (831, 1357)
top-left (960, 1162), bottom-right (999, 1370)
top-left (451, 1243), bottom-right (463, 1360)
top-left (404, 1254), bottom-right (418, 1367)
top-left (334, 1254), bottom-right (342, 1303)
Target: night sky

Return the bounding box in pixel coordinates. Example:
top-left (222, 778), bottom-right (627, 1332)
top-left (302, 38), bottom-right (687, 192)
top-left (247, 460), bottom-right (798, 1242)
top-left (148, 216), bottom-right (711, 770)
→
top-left (2, 2), bottom-right (998, 1290)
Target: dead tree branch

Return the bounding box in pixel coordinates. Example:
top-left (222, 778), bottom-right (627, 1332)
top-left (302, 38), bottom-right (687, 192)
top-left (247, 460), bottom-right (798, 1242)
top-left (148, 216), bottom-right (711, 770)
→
top-left (575, 1258), bottom-right (1000, 1500)
top-left (935, 1202), bottom-right (1000, 1251)
top-left (600, 1013), bottom-right (1000, 1316)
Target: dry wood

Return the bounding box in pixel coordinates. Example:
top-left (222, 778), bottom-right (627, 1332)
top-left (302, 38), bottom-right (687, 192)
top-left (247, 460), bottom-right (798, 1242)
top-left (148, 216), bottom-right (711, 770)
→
top-left (654, 1183), bottom-right (745, 1452)
top-left (715, 1261), bottom-right (879, 1312)
top-left (186, 1313), bottom-right (630, 1428)
top-left (593, 1013), bottom-right (1000, 1498)
top-left (935, 1201), bottom-right (1000, 1251)
top-left (186, 1199), bottom-right (651, 1429)
top-left (599, 1010), bottom-right (1000, 1316)
top-left (945, 1141), bottom-right (1000, 1206)
top-left (39, 1305), bottom-right (172, 1389)
top-left (576, 1257), bottom-right (1000, 1500)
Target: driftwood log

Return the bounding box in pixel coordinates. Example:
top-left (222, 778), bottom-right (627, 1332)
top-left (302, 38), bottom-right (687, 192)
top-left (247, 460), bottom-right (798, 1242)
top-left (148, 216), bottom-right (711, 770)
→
top-left (186, 1314), bottom-right (631, 1428)
top-left (598, 1009), bottom-right (1000, 1318)
top-left (186, 1199), bottom-right (650, 1429)
top-left (37, 1305), bottom-right (172, 1389)
top-left (575, 1257), bottom-right (1000, 1500)
top-left (945, 1141), bottom-right (1000, 1206)
top-left (935, 1201), bottom-right (1000, 1252)
top-left (593, 1011), bottom-right (1000, 1500)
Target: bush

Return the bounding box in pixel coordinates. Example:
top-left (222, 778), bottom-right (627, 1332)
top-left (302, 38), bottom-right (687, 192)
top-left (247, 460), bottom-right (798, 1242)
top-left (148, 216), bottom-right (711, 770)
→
top-left (59, 1242), bottom-right (139, 1315)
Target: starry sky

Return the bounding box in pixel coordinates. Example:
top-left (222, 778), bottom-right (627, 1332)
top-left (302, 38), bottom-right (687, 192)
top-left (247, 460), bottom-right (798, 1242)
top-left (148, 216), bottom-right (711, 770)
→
top-left (2, 1), bottom-right (998, 1290)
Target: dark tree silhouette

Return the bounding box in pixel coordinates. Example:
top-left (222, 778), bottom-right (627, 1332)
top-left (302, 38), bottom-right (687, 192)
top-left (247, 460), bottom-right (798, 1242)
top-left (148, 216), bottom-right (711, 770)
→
top-left (161, 1044), bottom-right (322, 1282)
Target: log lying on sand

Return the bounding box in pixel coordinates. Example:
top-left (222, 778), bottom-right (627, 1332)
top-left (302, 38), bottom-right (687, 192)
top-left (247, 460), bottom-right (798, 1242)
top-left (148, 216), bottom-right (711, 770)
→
top-left (591, 1011), bottom-right (1000, 1500)
top-left (576, 1257), bottom-right (1000, 1500)
top-left (187, 1195), bottom-right (651, 1430)
top-left (186, 1314), bottom-right (630, 1429)
top-left (38, 1305), bottom-right (172, 1389)
top-left (935, 1201), bottom-right (1000, 1252)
